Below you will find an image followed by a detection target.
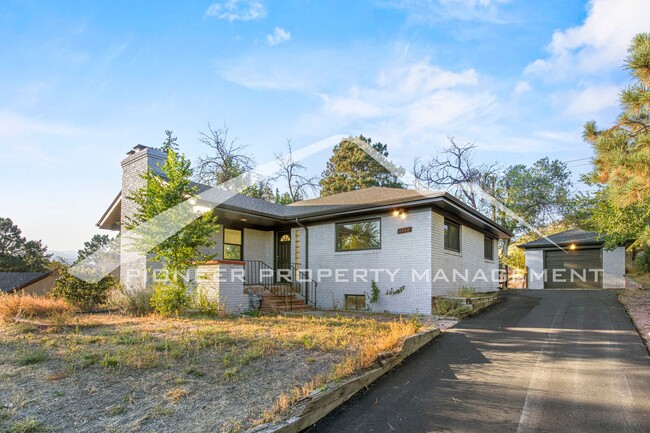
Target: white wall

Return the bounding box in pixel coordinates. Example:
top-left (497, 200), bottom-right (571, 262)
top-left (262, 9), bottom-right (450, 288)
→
top-left (430, 211), bottom-right (500, 295)
top-left (307, 208), bottom-right (433, 314)
top-left (196, 262), bottom-right (248, 312)
top-left (603, 247), bottom-right (626, 288)
top-left (243, 228), bottom-right (273, 265)
top-left (525, 250), bottom-right (545, 289)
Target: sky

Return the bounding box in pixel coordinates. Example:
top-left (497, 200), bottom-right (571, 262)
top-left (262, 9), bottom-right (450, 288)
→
top-left (0, 0), bottom-right (648, 256)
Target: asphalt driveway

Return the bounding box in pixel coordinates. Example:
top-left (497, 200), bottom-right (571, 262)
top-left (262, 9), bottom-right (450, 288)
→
top-left (306, 290), bottom-right (650, 433)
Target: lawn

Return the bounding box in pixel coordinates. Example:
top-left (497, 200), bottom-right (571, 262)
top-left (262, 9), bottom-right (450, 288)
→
top-left (0, 298), bottom-right (424, 433)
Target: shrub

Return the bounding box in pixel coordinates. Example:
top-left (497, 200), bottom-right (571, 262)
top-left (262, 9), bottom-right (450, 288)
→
top-left (52, 266), bottom-right (115, 310)
top-left (150, 281), bottom-right (189, 315)
top-left (17, 349), bottom-right (48, 366)
top-left (452, 286), bottom-right (477, 299)
top-left (364, 280), bottom-right (381, 310)
top-left (634, 247), bottom-right (650, 273)
top-left (110, 288), bottom-right (153, 316)
top-left (191, 288), bottom-right (221, 316)
top-left (432, 297), bottom-right (454, 316)
top-left (0, 294), bottom-right (72, 321)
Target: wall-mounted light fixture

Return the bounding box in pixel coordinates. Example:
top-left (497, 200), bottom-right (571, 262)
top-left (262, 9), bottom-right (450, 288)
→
top-left (393, 209), bottom-right (407, 219)
top-left (569, 243), bottom-right (576, 250)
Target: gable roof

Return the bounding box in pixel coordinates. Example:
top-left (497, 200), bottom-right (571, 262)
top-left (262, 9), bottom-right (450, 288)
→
top-left (518, 228), bottom-right (603, 249)
top-left (0, 272), bottom-right (53, 294)
top-left (98, 185), bottom-right (512, 238)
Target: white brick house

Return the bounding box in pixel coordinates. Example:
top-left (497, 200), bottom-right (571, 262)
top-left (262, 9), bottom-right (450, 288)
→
top-left (98, 145), bottom-right (512, 315)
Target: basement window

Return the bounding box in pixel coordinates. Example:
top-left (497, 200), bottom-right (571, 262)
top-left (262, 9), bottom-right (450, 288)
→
top-left (345, 294), bottom-right (366, 310)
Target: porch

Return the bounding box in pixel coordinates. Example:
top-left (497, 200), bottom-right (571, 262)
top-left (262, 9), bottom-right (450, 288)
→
top-left (195, 256), bottom-right (318, 313)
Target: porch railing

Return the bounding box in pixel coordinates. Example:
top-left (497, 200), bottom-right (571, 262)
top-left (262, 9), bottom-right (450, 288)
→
top-left (243, 260), bottom-right (318, 309)
top-left (291, 263), bottom-right (318, 308)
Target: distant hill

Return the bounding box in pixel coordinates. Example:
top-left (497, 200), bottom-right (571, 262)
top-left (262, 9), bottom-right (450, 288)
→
top-left (48, 250), bottom-right (77, 264)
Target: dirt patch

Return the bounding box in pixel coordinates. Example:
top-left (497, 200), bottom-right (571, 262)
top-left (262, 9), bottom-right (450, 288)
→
top-left (619, 289), bottom-right (650, 350)
top-left (0, 312), bottom-right (423, 432)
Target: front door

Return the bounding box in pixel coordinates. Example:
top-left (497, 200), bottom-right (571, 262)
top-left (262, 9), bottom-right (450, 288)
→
top-left (275, 231), bottom-right (292, 282)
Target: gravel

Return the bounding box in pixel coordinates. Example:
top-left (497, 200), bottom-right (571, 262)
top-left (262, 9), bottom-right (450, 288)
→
top-left (619, 289), bottom-right (650, 350)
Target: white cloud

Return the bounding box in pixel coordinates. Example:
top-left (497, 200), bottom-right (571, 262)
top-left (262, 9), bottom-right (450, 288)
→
top-left (206, 0), bottom-right (267, 22)
top-left (218, 46), bottom-right (362, 91)
top-left (309, 60), bottom-right (497, 149)
top-left (266, 27), bottom-right (291, 46)
top-left (526, 0), bottom-right (650, 79)
top-left (513, 80), bottom-right (531, 96)
top-left (218, 44), bottom-right (586, 155)
top-left (380, 0), bottom-right (512, 23)
top-left (564, 84), bottom-right (620, 116)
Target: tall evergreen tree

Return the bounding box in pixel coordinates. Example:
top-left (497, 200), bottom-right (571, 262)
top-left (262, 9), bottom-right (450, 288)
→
top-left (0, 217), bottom-right (51, 272)
top-left (583, 33), bottom-right (650, 247)
top-left (76, 234), bottom-right (114, 263)
top-left (319, 135), bottom-right (404, 196)
top-left (160, 130), bottom-right (179, 154)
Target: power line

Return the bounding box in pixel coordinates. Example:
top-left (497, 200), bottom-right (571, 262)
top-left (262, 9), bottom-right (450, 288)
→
top-left (563, 157), bottom-right (592, 163)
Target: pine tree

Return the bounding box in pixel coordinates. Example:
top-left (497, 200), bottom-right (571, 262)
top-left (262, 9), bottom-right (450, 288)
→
top-left (0, 217), bottom-right (51, 272)
top-left (319, 135), bottom-right (404, 196)
top-left (583, 33), bottom-right (650, 247)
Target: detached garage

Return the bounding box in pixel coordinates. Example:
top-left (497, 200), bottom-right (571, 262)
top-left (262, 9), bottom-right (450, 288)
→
top-left (519, 228), bottom-right (630, 289)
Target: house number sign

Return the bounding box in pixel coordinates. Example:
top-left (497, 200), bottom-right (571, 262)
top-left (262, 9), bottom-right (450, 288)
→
top-left (397, 227), bottom-right (412, 234)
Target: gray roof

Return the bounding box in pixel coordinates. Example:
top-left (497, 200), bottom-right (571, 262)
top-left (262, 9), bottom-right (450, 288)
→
top-left (290, 187), bottom-right (443, 207)
top-left (518, 228), bottom-right (603, 249)
top-left (0, 272), bottom-right (51, 293)
top-left (201, 187), bottom-right (445, 219)
top-left (99, 185), bottom-right (512, 238)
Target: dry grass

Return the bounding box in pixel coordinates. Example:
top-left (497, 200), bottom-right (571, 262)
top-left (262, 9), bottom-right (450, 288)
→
top-left (0, 310), bottom-right (428, 431)
top-left (628, 272), bottom-right (650, 289)
top-left (256, 317), bottom-right (421, 424)
top-left (165, 388), bottom-right (190, 402)
top-left (0, 294), bottom-right (73, 321)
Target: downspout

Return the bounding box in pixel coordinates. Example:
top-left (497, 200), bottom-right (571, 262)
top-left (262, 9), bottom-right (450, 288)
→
top-left (295, 217), bottom-right (313, 306)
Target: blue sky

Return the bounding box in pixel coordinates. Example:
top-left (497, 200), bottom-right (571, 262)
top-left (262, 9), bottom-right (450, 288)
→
top-left (0, 0), bottom-right (648, 254)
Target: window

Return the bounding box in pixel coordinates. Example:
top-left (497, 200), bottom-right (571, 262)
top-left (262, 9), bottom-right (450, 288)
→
top-left (336, 219), bottom-right (381, 251)
top-left (484, 236), bottom-right (494, 260)
top-left (345, 294), bottom-right (366, 310)
top-left (224, 228), bottom-right (242, 260)
top-left (444, 219), bottom-right (460, 252)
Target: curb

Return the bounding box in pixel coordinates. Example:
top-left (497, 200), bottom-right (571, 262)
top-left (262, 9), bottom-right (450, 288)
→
top-left (248, 327), bottom-right (441, 433)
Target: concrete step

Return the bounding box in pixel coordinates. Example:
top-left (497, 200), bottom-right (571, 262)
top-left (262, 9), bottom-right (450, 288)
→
top-left (260, 304), bottom-right (314, 313)
top-left (260, 295), bottom-right (314, 313)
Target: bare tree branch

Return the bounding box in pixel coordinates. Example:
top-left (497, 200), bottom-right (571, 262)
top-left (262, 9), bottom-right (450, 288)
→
top-left (274, 140), bottom-right (319, 202)
top-left (412, 137), bottom-right (501, 210)
top-left (194, 123), bottom-right (255, 186)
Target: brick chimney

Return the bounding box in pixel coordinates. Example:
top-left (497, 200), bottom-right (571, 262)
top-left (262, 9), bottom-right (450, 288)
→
top-left (120, 145), bottom-right (167, 290)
